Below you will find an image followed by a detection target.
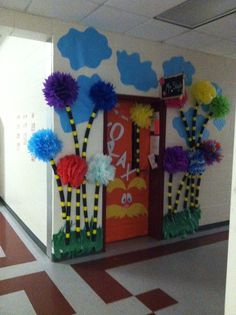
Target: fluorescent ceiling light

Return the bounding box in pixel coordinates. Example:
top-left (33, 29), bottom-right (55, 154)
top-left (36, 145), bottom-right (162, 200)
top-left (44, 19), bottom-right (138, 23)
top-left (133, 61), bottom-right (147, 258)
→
top-left (155, 0), bottom-right (236, 29)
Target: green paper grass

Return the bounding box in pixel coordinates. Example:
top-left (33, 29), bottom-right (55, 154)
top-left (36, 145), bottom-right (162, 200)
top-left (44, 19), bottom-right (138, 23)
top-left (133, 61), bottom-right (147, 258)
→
top-left (163, 208), bottom-right (201, 239)
top-left (52, 225), bottom-right (103, 261)
top-left (210, 95), bottom-right (230, 118)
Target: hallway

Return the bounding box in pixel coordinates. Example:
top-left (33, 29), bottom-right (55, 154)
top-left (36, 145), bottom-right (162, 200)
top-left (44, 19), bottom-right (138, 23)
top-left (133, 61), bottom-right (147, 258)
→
top-left (0, 204), bottom-right (228, 315)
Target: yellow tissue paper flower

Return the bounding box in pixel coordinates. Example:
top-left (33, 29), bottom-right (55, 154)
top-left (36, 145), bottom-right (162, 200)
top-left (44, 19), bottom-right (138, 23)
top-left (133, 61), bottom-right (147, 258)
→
top-left (191, 80), bottom-right (216, 104)
top-left (130, 103), bottom-right (154, 128)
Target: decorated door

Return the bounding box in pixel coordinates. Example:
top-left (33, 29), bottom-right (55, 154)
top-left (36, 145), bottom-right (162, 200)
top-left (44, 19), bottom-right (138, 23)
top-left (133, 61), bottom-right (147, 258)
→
top-left (105, 95), bottom-right (165, 243)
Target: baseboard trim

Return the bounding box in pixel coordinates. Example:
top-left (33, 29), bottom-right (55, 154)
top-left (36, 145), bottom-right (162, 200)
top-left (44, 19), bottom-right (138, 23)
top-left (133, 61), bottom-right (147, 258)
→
top-left (0, 197), bottom-right (47, 254)
top-left (199, 220), bottom-right (229, 231)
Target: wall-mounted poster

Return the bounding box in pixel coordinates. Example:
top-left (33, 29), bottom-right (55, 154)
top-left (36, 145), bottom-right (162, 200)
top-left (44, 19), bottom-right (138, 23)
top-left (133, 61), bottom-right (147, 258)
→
top-left (161, 73), bottom-right (184, 99)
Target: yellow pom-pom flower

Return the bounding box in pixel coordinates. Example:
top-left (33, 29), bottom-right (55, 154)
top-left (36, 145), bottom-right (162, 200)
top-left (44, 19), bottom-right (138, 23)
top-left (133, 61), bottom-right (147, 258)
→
top-left (130, 103), bottom-right (154, 128)
top-left (191, 80), bottom-right (216, 104)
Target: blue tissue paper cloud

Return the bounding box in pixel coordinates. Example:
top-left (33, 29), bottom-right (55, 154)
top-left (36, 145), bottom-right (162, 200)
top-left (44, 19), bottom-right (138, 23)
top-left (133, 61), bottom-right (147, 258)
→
top-left (116, 50), bottom-right (158, 91)
top-left (213, 118), bottom-right (226, 131)
top-left (173, 108), bottom-right (209, 144)
top-left (57, 27), bottom-right (112, 70)
top-left (55, 74), bottom-right (101, 133)
top-left (162, 56), bottom-right (195, 86)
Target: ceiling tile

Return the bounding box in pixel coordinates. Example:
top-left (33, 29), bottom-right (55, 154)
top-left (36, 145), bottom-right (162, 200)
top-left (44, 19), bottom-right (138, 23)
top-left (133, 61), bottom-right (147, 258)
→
top-left (27, 0), bottom-right (99, 23)
top-left (0, 0), bottom-right (31, 11)
top-left (105, 0), bottom-right (186, 17)
top-left (81, 6), bottom-right (148, 33)
top-left (165, 30), bottom-right (220, 51)
top-left (197, 12), bottom-right (236, 40)
top-left (200, 39), bottom-right (236, 57)
top-left (126, 19), bottom-right (187, 42)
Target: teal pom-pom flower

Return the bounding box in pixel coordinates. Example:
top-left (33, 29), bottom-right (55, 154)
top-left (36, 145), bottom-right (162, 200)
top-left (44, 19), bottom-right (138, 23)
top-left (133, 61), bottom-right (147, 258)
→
top-left (210, 95), bottom-right (230, 118)
top-left (188, 150), bottom-right (206, 175)
top-left (86, 154), bottom-right (115, 186)
top-left (89, 80), bottom-right (117, 112)
top-left (28, 129), bottom-right (62, 162)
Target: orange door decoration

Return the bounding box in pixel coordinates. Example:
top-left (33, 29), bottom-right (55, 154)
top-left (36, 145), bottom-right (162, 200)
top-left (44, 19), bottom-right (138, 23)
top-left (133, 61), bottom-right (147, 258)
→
top-left (106, 100), bottom-right (151, 243)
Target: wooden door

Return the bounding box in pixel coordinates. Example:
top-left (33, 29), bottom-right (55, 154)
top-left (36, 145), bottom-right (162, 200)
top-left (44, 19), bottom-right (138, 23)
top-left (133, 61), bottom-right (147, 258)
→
top-left (104, 95), bottom-right (166, 243)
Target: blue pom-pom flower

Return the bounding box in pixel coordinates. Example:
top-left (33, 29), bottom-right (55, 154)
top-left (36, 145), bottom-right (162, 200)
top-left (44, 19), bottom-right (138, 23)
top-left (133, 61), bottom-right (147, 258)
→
top-left (28, 129), bottom-right (62, 162)
top-left (86, 154), bottom-right (115, 186)
top-left (43, 71), bottom-right (79, 109)
top-left (188, 150), bottom-right (206, 175)
top-left (89, 80), bottom-right (117, 112)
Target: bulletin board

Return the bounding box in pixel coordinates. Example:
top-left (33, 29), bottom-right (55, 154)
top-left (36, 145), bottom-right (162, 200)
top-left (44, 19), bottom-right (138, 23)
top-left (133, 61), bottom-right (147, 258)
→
top-left (104, 95), bottom-right (166, 244)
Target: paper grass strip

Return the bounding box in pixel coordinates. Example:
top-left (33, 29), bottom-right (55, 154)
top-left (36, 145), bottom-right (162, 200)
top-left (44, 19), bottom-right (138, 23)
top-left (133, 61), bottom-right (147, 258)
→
top-left (43, 72), bottom-right (80, 155)
top-left (87, 154), bottom-right (115, 240)
top-left (130, 103), bottom-right (154, 175)
top-left (163, 208), bottom-right (201, 239)
top-left (173, 173), bottom-right (187, 213)
top-left (57, 155), bottom-right (88, 240)
top-left (28, 130), bottom-right (66, 218)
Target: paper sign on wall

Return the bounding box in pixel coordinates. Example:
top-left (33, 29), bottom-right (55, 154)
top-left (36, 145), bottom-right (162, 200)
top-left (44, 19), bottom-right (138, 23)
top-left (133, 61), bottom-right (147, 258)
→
top-left (150, 135), bottom-right (160, 155)
top-left (148, 153), bottom-right (158, 169)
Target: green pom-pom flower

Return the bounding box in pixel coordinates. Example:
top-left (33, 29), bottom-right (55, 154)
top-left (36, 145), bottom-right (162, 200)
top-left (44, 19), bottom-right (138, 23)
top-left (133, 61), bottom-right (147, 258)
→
top-left (210, 95), bottom-right (230, 118)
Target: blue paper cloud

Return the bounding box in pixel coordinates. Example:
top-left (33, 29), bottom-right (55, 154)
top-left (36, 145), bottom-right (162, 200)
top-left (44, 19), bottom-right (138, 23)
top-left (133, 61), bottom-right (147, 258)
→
top-left (57, 27), bottom-right (112, 70)
top-left (116, 50), bottom-right (158, 91)
top-left (173, 108), bottom-right (209, 144)
top-left (55, 74), bottom-right (101, 133)
top-left (213, 118), bottom-right (226, 131)
top-left (162, 56), bottom-right (195, 86)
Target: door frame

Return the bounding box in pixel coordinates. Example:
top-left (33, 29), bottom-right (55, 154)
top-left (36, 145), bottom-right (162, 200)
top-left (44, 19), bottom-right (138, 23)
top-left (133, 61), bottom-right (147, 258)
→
top-left (102, 94), bottom-right (166, 250)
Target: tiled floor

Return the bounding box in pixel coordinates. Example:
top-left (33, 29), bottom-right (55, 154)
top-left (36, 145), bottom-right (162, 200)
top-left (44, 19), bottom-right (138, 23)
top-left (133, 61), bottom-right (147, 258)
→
top-left (0, 205), bottom-right (228, 315)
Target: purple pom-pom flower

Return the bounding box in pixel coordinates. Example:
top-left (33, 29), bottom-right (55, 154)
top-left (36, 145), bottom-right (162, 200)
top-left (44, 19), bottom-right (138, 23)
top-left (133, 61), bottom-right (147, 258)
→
top-left (89, 80), bottom-right (117, 112)
top-left (43, 71), bottom-right (78, 109)
top-left (200, 140), bottom-right (222, 165)
top-left (164, 146), bottom-right (189, 174)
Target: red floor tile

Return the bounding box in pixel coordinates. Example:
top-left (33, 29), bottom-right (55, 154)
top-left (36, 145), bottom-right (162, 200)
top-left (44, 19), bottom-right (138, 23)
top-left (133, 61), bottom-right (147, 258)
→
top-left (0, 213), bottom-right (35, 267)
top-left (0, 271), bottom-right (75, 315)
top-left (72, 231), bottom-right (228, 304)
top-left (73, 265), bottom-right (132, 303)
top-left (136, 288), bottom-right (177, 311)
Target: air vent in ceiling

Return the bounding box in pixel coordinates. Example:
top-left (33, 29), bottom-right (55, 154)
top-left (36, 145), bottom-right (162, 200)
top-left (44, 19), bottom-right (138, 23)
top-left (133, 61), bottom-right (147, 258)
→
top-left (154, 0), bottom-right (236, 29)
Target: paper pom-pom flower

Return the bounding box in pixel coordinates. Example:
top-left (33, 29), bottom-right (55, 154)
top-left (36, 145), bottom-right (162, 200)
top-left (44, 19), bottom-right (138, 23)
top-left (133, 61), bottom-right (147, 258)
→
top-left (191, 80), bottom-right (216, 104)
top-left (188, 150), bottom-right (206, 174)
top-left (209, 95), bottom-right (230, 118)
top-left (200, 140), bottom-right (222, 165)
top-left (130, 103), bottom-right (154, 128)
top-left (57, 155), bottom-right (88, 188)
top-left (43, 71), bottom-right (78, 109)
top-left (89, 80), bottom-right (117, 111)
top-left (87, 154), bottom-right (115, 186)
top-left (164, 146), bottom-right (189, 174)
top-left (28, 129), bottom-right (62, 162)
